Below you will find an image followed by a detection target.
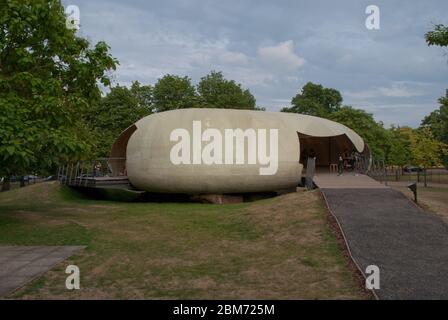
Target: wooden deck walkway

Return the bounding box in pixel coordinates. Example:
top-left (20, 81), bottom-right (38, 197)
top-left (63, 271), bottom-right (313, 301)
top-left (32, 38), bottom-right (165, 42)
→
top-left (313, 172), bottom-right (387, 189)
top-left (65, 176), bottom-right (131, 189)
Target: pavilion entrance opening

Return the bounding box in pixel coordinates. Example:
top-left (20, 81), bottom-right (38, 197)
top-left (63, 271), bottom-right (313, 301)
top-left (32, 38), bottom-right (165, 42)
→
top-left (297, 132), bottom-right (359, 174)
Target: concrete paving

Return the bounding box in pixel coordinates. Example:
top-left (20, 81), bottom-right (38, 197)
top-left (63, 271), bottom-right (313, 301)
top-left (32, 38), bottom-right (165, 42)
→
top-left (0, 246), bottom-right (84, 297)
top-left (321, 188), bottom-right (448, 299)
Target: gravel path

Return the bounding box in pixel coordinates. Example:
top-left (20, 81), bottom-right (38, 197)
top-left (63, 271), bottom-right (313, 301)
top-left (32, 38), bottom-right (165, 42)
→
top-left (321, 188), bottom-right (448, 300)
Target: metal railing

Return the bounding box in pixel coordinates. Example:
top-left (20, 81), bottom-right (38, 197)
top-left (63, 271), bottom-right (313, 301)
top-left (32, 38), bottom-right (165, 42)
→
top-left (380, 167), bottom-right (448, 186)
top-left (366, 157), bottom-right (387, 185)
top-left (354, 153), bottom-right (371, 174)
top-left (57, 158), bottom-right (126, 186)
top-left (365, 157), bottom-right (448, 187)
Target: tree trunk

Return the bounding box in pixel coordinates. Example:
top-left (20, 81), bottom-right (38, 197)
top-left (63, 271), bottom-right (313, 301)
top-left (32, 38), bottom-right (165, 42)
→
top-left (1, 177), bottom-right (11, 192)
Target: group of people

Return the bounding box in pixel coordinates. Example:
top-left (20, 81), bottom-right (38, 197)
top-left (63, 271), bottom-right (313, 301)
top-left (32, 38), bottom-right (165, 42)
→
top-left (337, 150), bottom-right (357, 175)
top-left (301, 147), bottom-right (359, 175)
top-left (94, 162), bottom-right (127, 177)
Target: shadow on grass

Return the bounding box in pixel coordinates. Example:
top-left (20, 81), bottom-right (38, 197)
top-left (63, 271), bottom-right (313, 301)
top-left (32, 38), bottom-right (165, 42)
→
top-left (68, 186), bottom-right (279, 204)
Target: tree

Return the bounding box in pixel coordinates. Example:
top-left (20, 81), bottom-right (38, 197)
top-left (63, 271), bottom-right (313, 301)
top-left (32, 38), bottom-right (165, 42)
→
top-left (0, 0), bottom-right (118, 190)
top-left (90, 82), bottom-right (153, 157)
top-left (282, 82), bottom-right (393, 159)
top-left (408, 127), bottom-right (447, 168)
top-left (129, 81), bottom-right (153, 112)
top-left (153, 74), bottom-right (198, 112)
top-left (197, 71), bottom-right (256, 109)
top-left (425, 24), bottom-right (448, 47)
top-left (421, 91), bottom-right (448, 143)
top-left (281, 82), bottom-right (342, 117)
top-left (386, 126), bottom-right (414, 167)
top-left (420, 91), bottom-right (448, 167)
top-left (329, 106), bottom-right (391, 160)
top-left (386, 126), bottom-right (413, 167)
top-left (422, 24), bottom-right (448, 167)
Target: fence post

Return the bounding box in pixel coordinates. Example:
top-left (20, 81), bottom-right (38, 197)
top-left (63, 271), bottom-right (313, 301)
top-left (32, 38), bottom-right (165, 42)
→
top-left (68, 163), bottom-right (72, 185)
top-left (58, 165), bottom-right (63, 184)
top-left (424, 168), bottom-right (427, 187)
top-left (85, 161), bottom-right (91, 186)
top-left (78, 162), bottom-right (83, 186)
top-left (63, 165), bottom-right (68, 184)
top-left (74, 162), bottom-right (79, 186)
top-left (378, 160), bottom-right (381, 182)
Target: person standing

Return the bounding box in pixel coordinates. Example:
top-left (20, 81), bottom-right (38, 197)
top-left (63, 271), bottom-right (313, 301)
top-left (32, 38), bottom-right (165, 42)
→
top-left (338, 155), bottom-right (344, 175)
top-left (94, 162), bottom-right (102, 177)
top-left (301, 148), bottom-right (308, 168)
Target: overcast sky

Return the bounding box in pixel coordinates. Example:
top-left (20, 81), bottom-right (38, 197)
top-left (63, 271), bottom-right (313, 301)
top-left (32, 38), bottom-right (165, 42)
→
top-left (64, 0), bottom-right (447, 127)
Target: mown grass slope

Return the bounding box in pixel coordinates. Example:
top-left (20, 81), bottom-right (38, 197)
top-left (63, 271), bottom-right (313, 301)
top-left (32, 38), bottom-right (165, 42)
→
top-left (0, 182), bottom-right (363, 299)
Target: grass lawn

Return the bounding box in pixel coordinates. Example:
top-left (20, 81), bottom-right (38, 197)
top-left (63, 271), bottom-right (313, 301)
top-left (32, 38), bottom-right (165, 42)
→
top-left (389, 182), bottom-right (448, 224)
top-left (0, 182), bottom-right (364, 299)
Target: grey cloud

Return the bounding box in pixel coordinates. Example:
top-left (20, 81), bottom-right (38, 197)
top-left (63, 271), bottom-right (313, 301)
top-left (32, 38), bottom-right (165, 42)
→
top-left (65, 0), bottom-right (448, 126)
